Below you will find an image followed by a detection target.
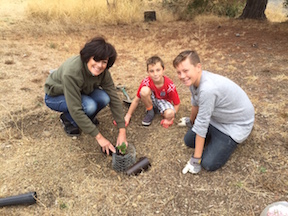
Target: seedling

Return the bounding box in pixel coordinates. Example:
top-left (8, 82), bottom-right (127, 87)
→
top-left (259, 166), bottom-right (267, 173)
top-left (60, 202), bottom-right (67, 209)
top-left (116, 142), bottom-right (127, 154)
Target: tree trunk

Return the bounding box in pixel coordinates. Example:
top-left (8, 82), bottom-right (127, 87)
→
top-left (239, 0), bottom-right (268, 20)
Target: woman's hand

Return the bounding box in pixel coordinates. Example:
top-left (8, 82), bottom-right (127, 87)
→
top-left (95, 133), bottom-right (116, 156)
top-left (116, 128), bottom-right (128, 147)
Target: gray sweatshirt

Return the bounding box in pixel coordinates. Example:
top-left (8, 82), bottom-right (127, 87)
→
top-left (190, 70), bottom-right (254, 143)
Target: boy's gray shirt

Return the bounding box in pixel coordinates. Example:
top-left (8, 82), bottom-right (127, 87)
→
top-left (190, 70), bottom-right (254, 143)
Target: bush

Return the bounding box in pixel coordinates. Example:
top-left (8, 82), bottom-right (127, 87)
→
top-left (162, 0), bottom-right (245, 20)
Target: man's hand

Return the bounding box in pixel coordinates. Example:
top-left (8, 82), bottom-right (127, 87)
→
top-left (182, 157), bottom-right (202, 174)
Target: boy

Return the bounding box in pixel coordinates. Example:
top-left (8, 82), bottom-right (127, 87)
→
top-left (124, 56), bottom-right (180, 128)
top-left (173, 50), bottom-right (254, 174)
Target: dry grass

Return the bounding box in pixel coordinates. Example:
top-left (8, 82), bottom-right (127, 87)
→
top-left (26, 0), bottom-right (145, 25)
top-left (0, 1), bottom-right (288, 215)
top-left (266, 1), bottom-right (288, 23)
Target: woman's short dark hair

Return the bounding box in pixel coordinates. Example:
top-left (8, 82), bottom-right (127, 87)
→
top-left (80, 37), bottom-right (117, 69)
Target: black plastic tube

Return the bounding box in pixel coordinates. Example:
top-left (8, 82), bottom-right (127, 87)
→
top-left (0, 192), bottom-right (37, 207)
top-left (126, 157), bottom-right (151, 176)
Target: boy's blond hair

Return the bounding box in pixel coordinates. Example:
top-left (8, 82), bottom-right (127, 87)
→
top-left (173, 50), bottom-right (200, 68)
top-left (146, 56), bottom-right (165, 71)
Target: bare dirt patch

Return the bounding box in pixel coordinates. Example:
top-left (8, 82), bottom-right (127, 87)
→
top-left (0, 1), bottom-right (287, 216)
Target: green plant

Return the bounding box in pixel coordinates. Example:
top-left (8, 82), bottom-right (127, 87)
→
top-left (259, 166), bottom-right (267, 173)
top-left (235, 181), bottom-right (243, 188)
top-left (60, 202), bottom-right (67, 209)
top-left (49, 43), bottom-right (57, 49)
top-left (116, 142), bottom-right (127, 154)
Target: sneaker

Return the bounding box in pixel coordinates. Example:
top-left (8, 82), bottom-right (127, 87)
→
top-left (60, 113), bottom-right (71, 127)
top-left (142, 110), bottom-right (154, 126)
top-left (60, 113), bottom-right (80, 137)
top-left (64, 124), bottom-right (80, 137)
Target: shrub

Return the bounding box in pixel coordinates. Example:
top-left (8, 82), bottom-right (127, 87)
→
top-left (162, 0), bottom-right (245, 20)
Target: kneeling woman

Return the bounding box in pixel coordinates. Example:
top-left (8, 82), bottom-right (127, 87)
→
top-left (44, 36), bottom-right (127, 155)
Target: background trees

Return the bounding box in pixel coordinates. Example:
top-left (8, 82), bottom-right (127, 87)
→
top-left (163, 0), bottom-right (287, 20)
top-left (239, 0), bottom-right (268, 19)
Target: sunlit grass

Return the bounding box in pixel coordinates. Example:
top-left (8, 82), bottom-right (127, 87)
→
top-left (25, 0), bottom-right (288, 25)
top-left (272, 74), bottom-right (288, 81)
top-left (266, 1), bottom-right (288, 22)
top-left (26, 0), bottom-right (145, 25)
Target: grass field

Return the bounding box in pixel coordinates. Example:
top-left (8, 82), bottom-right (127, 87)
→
top-left (0, 0), bottom-right (287, 215)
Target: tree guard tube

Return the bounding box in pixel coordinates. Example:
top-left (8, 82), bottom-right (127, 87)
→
top-left (126, 157), bottom-right (151, 176)
top-left (0, 192), bottom-right (37, 207)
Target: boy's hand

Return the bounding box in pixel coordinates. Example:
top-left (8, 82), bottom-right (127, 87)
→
top-left (178, 117), bottom-right (193, 128)
top-left (182, 157), bottom-right (201, 174)
top-left (124, 113), bottom-right (131, 127)
top-left (113, 113), bottom-right (131, 127)
top-left (113, 116), bottom-right (130, 127)
top-left (160, 118), bottom-right (174, 128)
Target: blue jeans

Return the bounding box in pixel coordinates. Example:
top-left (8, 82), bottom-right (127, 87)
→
top-left (184, 124), bottom-right (238, 171)
top-left (45, 89), bottom-right (110, 127)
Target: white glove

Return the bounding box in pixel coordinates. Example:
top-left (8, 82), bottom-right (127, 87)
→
top-left (182, 157), bottom-right (202, 174)
top-left (178, 117), bottom-right (193, 128)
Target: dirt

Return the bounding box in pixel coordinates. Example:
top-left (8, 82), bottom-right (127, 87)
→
top-left (0, 1), bottom-right (288, 216)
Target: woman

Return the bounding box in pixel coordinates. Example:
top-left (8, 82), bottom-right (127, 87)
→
top-left (44, 36), bottom-right (127, 155)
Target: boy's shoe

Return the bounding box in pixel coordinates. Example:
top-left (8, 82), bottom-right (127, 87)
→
top-left (142, 110), bottom-right (154, 126)
top-left (60, 113), bottom-right (80, 137)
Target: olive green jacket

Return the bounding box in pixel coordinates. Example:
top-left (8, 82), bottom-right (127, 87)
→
top-left (44, 55), bottom-right (125, 137)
